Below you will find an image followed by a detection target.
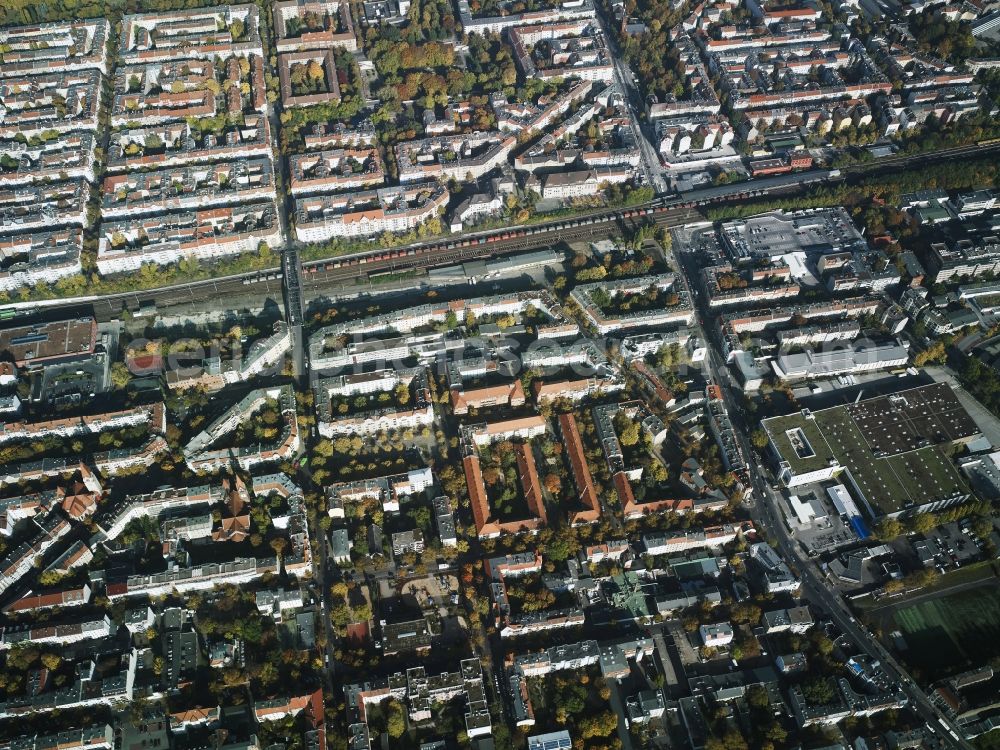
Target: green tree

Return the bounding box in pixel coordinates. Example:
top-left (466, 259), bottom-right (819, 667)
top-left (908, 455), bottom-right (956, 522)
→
top-left (386, 700), bottom-right (406, 738)
top-left (972, 516), bottom-right (994, 539)
top-left (802, 678), bottom-right (836, 705)
top-left (619, 421), bottom-right (641, 447)
top-left (914, 340), bottom-right (946, 366)
top-left (746, 685), bottom-right (769, 710)
top-left (906, 512), bottom-right (936, 535)
top-left (110, 361), bottom-right (132, 389)
top-left (874, 516), bottom-right (904, 540)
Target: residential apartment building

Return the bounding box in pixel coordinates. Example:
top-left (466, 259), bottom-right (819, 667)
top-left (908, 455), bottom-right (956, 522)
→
top-left (927, 240), bottom-right (1000, 282)
top-left (293, 183), bottom-right (448, 242)
top-left (571, 274), bottom-right (694, 334)
top-left (288, 147), bottom-right (384, 195)
top-left (0, 227), bottom-right (84, 292)
top-left (456, 0), bottom-right (596, 35)
top-left (272, 0), bottom-right (357, 52)
top-left (119, 6), bottom-right (264, 64)
top-left (101, 158), bottom-right (276, 219)
top-left (0, 20), bottom-right (110, 76)
top-left (325, 467), bottom-right (433, 515)
top-left (642, 523), bottom-right (745, 555)
top-left (97, 203), bottom-right (281, 275)
top-left (395, 132), bottom-right (515, 183)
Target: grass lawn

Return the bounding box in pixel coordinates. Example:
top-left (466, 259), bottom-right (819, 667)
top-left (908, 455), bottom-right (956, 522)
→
top-left (893, 582), bottom-right (1000, 675)
top-left (976, 728), bottom-right (1000, 750)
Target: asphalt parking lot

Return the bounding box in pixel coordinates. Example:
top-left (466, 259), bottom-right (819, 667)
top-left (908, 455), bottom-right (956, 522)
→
top-left (922, 521), bottom-right (984, 569)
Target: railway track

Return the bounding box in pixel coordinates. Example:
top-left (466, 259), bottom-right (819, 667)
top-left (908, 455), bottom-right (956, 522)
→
top-left (73, 205), bottom-right (702, 320)
top-left (16, 138), bottom-right (1000, 321)
top-left (78, 206), bottom-right (695, 318)
top-left (32, 138), bottom-right (1000, 321)
top-left (297, 205), bottom-right (702, 288)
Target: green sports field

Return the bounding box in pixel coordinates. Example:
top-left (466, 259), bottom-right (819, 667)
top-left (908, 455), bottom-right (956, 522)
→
top-left (893, 584), bottom-right (1000, 673)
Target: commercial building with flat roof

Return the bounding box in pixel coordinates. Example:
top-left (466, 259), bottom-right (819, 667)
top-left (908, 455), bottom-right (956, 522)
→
top-left (771, 340), bottom-right (909, 381)
top-left (527, 731), bottom-right (572, 750)
top-left (720, 207), bottom-right (866, 260)
top-left (0, 318), bottom-right (97, 367)
top-left (762, 383), bottom-right (976, 515)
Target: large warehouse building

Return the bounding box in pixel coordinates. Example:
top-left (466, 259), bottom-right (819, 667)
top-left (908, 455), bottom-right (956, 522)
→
top-left (761, 383), bottom-right (980, 517)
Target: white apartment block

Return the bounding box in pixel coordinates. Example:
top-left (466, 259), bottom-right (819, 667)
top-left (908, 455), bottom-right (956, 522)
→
top-left (112, 558), bottom-right (272, 599)
top-left (190, 391), bottom-right (289, 452)
top-left (0, 616), bottom-right (112, 649)
top-left (699, 622), bottom-right (734, 647)
top-left (97, 202), bottom-right (281, 275)
top-left (515, 85), bottom-right (640, 173)
top-left (536, 167), bottom-right (631, 200)
top-left (0, 70), bottom-right (102, 139)
top-left (0, 492), bottom-right (55, 537)
top-left (0, 725), bottom-right (113, 750)
top-left (0, 228), bottom-right (83, 293)
top-left (326, 467), bottom-right (434, 514)
top-left (0, 652), bottom-right (138, 718)
top-left (0, 402), bottom-right (165, 446)
top-left (395, 131), bottom-right (515, 183)
top-left (119, 5), bottom-right (264, 64)
top-left (308, 333), bottom-right (454, 371)
top-left (288, 147), bottom-right (384, 195)
top-left (571, 274), bottom-right (694, 334)
top-left (0, 180), bottom-right (91, 235)
top-left (491, 80), bottom-right (595, 134)
top-left (94, 483), bottom-right (221, 541)
top-left (0, 134), bottom-right (97, 186)
top-left (521, 340), bottom-right (607, 369)
top-left (256, 587), bottom-right (305, 617)
top-left (0, 20), bottom-right (110, 76)
top-left (107, 117), bottom-right (273, 173)
top-left (112, 59), bottom-right (221, 126)
top-left (318, 404), bottom-right (434, 437)
top-left (293, 182), bottom-right (448, 242)
top-left (165, 322), bottom-right (292, 389)
top-left (642, 523), bottom-right (743, 555)
top-left (272, 0), bottom-right (358, 53)
top-left (303, 121), bottom-right (377, 150)
top-left (240, 322), bottom-right (292, 380)
top-left (321, 369), bottom-right (404, 397)
top-left (463, 416), bottom-right (547, 447)
top-left (101, 158), bottom-right (276, 219)
top-left (508, 20), bottom-right (614, 82)
top-left (0, 518), bottom-right (72, 595)
top-left (93, 436), bottom-right (170, 476)
top-left (456, 0), bottom-right (596, 35)
top-left (620, 330), bottom-right (692, 361)
top-left (183, 385), bottom-right (299, 472)
top-left (533, 376), bottom-right (623, 403)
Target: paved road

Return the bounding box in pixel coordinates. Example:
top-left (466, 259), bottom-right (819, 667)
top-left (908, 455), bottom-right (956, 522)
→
top-left (592, 6), bottom-right (669, 195)
top-left (607, 678), bottom-right (637, 750)
top-left (282, 245), bottom-right (307, 383)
